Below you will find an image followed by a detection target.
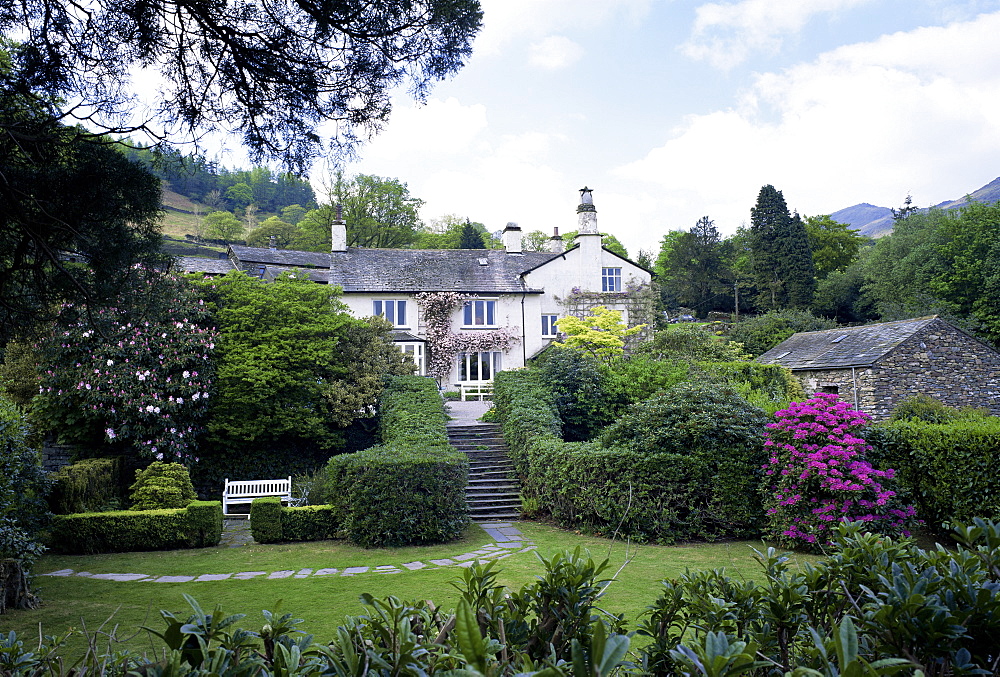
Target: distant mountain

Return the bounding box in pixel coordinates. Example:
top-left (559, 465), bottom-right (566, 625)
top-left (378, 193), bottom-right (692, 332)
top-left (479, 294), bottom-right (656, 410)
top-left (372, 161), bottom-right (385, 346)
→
top-left (830, 176), bottom-right (1000, 238)
top-left (830, 203), bottom-right (893, 237)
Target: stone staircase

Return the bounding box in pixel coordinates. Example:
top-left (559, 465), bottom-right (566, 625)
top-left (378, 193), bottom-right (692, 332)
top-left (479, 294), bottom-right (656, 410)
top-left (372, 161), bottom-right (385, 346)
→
top-left (447, 423), bottom-right (521, 521)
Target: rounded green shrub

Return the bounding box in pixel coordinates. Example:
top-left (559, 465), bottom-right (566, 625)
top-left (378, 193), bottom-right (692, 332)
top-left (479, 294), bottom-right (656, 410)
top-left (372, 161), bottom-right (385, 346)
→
top-left (48, 457), bottom-right (122, 514)
top-left (129, 461), bottom-right (197, 510)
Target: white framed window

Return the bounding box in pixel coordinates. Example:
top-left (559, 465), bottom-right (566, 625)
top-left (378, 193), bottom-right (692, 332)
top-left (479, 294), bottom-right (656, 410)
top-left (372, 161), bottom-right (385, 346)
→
top-left (602, 267), bottom-right (622, 292)
top-left (398, 342), bottom-right (425, 375)
top-left (463, 299), bottom-right (497, 327)
top-left (458, 351), bottom-right (502, 382)
top-left (373, 300), bottom-right (408, 327)
top-left (542, 314), bottom-right (559, 337)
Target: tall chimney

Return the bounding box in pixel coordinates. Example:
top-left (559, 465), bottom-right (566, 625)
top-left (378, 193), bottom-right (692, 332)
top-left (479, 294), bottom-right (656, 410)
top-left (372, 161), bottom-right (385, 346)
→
top-left (577, 186), bottom-right (598, 233)
top-left (331, 203), bottom-right (347, 253)
top-left (549, 227), bottom-right (564, 253)
top-left (503, 222), bottom-right (523, 254)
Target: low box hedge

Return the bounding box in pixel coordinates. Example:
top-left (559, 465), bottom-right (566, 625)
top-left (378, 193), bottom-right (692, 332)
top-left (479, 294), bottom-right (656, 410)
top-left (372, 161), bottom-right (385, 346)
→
top-left (325, 375), bottom-right (469, 548)
top-left (47, 500), bottom-right (223, 554)
top-left (249, 499), bottom-right (339, 544)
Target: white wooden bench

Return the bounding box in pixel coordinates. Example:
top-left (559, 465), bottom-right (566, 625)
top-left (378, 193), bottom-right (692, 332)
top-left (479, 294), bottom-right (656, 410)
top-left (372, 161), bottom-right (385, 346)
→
top-left (460, 382), bottom-right (493, 401)
top-left (222, 476), bottom-right (293, 516)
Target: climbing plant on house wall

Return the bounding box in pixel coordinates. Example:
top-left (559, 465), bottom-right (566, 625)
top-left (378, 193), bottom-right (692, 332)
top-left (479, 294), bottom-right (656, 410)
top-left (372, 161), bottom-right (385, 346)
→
top-left (414, 292), bottom-right (519, 383)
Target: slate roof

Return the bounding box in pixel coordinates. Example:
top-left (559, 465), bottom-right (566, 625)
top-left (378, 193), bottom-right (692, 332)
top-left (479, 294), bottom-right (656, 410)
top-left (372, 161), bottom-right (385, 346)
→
top-left (229, 245), bottom-right (563, 293)
top-left (174, 256), bottom-right (237, 275)
top-left (757, 316), bottom-right (943, 369)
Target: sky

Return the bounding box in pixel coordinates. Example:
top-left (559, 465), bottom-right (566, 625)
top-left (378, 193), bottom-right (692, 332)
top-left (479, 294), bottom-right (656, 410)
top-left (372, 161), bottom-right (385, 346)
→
top-left (319, 0), bottom-right (1000, 257)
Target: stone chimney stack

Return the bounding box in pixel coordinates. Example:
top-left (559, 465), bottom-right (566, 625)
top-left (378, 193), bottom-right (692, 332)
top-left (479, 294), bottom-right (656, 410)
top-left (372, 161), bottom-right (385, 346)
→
top-left (577, 186), bottom-right (598, 233)
top-left (331, 204), bottom-right (347, 253)
top-left (549, 227), bottom-right (564, 253)
top-left (502, 222), bottom-right (523, 253)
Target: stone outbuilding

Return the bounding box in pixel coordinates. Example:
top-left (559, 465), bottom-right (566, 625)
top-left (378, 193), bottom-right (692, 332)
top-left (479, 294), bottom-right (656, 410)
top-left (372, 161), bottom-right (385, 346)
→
top-left (756, 316), bottom-right (1000, 420)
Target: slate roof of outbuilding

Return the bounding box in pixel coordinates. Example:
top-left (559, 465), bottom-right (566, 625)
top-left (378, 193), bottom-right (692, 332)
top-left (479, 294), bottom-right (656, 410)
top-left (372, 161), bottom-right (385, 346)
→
top-left (757, 316), bottom-right (943, 369)
top-left (229, 245), bottom-right (563, 293)
top-left (174, 256), bottom-right (237, 275)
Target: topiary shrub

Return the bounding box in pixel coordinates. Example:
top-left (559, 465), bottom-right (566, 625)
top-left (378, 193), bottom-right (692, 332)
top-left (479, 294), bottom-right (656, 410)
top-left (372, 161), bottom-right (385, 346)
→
top-left (324, 375), bottom-right (468, 547)
top-left (763, 394), bottom-right (916, 550)
top-left (250, 497), bottom-right (283, 543)
top-left (48, 457), bottom-right (122, 514)
top-left (129, 461), bottom-right (197, 510)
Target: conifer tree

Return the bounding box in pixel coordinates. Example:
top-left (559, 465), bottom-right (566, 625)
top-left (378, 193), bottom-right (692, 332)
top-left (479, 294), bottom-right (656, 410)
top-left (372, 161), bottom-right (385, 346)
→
top-left (749, 185), bottom-right (816, 310)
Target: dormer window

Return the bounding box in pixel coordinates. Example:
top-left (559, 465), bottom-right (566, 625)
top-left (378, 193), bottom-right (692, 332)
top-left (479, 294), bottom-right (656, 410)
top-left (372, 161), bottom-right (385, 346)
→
top-left (602, 267), bottom-right (622, 292)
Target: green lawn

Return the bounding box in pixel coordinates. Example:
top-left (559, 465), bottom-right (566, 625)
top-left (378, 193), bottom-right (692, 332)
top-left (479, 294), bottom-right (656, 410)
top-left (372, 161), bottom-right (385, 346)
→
top-left (3, 522), bottom-right (805, 661)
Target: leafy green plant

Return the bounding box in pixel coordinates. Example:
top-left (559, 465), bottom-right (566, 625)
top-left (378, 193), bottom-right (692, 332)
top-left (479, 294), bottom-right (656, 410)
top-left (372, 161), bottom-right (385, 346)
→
top-left (47, 458), bottom-right (122, 514)
top-left (128, 461), bottom-right (197, 510)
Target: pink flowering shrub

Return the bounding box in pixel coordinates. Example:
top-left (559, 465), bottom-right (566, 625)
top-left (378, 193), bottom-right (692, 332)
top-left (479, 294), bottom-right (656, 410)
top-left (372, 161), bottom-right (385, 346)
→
top-left (33, 275), bottom-right (217, 462)
top-left (763, 393), bottom-right (916, 550)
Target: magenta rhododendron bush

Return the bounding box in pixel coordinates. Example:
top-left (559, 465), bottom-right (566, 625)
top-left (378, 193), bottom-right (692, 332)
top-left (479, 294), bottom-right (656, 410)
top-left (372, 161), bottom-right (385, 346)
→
top-left (763, 393), bottom-right (916, 549)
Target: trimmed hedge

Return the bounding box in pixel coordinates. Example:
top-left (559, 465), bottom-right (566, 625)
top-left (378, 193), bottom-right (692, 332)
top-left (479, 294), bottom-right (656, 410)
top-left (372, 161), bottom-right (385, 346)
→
top-left (46, 500), bottom-right (223, 554)
top-left (493, 369), bottom-right (766, 543)
top-left (325, 376), bottom-right (469, 548)
top-left (865, 418), bottom-right (1000, 535)
top-left (249, 498), bottom-right (338, 544)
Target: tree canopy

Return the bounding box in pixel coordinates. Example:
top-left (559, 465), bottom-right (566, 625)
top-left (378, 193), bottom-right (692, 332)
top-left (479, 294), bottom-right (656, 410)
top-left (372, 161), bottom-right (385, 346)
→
top-left (749, 185), bottom-right (816, 310)
top-left (0, 67), bottom-right (169, 343)
top-left (2, 0), bottom-right (483, 172)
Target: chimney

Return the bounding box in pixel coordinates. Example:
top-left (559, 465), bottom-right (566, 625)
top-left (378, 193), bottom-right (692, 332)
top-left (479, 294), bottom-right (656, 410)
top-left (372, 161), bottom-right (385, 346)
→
top-left (331, 203), bottom-right (347, 253)
top-left (269, 235), bottom-right (277, 250)
top-left (503, 222), bottom-right (523, 253)
top-left (577, 186), bottom-right (598, 233)
top-left (549, 227), bottom-right (564, 253)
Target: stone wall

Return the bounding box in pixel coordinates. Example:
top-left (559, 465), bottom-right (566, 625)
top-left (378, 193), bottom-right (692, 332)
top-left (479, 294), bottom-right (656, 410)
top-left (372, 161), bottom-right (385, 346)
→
top-left (794, 320), bottom-right (1000, 421)
top-left (869, 321), bottom-right (1000, 419)
top-left (40, 442), bottom-right (74, 473)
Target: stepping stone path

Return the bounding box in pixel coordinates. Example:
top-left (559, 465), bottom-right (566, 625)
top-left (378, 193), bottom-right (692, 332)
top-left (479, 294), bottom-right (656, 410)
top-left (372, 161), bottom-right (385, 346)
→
top-left (39, 522), bottom-right (535, 583)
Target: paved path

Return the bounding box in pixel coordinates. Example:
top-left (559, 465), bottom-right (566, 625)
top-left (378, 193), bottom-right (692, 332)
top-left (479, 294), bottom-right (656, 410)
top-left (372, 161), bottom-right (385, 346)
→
top-left (39, 522), bottom-right (532, 584)
top-left (445, 399), bottom-right (492, 426)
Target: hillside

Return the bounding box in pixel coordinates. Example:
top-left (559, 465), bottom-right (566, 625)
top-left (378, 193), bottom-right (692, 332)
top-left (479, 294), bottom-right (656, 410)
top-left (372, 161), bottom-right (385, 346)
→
top-left (831, 175), bottom-right (1000, 237)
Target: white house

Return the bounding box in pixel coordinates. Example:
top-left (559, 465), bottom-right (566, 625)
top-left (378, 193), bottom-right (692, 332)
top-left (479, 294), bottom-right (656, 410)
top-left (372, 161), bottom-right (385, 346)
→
top-left (179, 188), bottom-right (653, 391)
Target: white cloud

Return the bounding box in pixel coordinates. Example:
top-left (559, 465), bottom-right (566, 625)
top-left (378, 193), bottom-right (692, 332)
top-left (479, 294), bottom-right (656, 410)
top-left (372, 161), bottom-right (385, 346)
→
top-left (474, 0), bottom-right (651, 55)
top-left (682, 0), bottom-right (874, 69)
top-left (617, 11), bottom-right (1000, 241)
top-left (528, 35), bottom-right (585, 71)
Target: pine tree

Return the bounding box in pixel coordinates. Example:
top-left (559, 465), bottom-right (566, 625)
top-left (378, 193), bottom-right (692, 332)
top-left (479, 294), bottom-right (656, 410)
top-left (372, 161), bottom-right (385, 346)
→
top-left (459, 221), bottom-right (486, 249)
top-left (749, 185), bottom-right (816, 310)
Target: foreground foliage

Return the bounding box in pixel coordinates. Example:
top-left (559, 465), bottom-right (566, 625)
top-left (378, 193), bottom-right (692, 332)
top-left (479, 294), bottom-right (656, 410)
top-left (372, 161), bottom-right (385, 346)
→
top-left (8, 522), bottom-right (1000, 674)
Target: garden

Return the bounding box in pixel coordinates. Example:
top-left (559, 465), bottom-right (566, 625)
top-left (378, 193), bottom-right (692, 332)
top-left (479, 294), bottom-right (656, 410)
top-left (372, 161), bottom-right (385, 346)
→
top-left (4, 290), bottom-right (1000, 673)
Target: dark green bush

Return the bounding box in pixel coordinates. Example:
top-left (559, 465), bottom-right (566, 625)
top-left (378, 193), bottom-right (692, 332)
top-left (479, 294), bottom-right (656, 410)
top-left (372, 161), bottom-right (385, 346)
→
top-left (47, 501), bottom-right (223, 554)
top-left (250, 497), bottom-right (283, 544)
top-left (129, 461), bottom-right (197, 510)
top-left (0, 396), bottom-right (50, 563)
top-left (324, 375), bottom-right (468, 548)
top-left (533, 346), bottom-right (611, 441)
top-left (48, 457), bottom-right (122, 514)
top-left (638, 324), bottom-right (749, 362)
top-left (494, 371), bottom-right (767, 542)
top-left (601, 355), bottom-right (691, 407)
top-left (864, 417), bottom-right (1000, 535)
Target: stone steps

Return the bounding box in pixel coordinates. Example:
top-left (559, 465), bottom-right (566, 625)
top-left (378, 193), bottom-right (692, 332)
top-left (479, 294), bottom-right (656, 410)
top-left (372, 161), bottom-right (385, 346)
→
top-left (448, 423), bottom-right (521, 521)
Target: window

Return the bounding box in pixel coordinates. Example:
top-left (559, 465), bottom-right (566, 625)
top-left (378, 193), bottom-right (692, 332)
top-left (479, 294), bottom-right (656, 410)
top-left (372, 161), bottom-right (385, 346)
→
top-left (542, 314), bottom-right (559, 337)
top-left (602, 267), bottom-right (622, 292)
top-left (463, 299), bottom-right (496, 327)
top-left (373, 300), bottom-right (408, 327)
top-left (398, 342), bottom-right (425, 375)
top-left (458, 351), bottom-right (502, 382)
